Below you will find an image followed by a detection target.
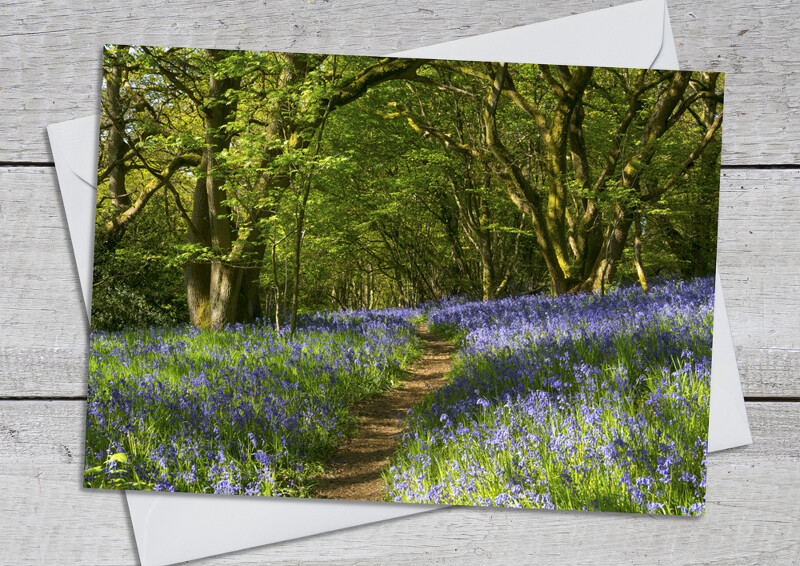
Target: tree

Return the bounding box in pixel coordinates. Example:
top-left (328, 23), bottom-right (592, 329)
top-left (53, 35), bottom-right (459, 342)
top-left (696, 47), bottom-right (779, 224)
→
top-left (93, 51), bottom-right (724, 332)
top-left (96, 47), bottom-right (426, 328)
top-left (401, 63), bottom-right (723, 293)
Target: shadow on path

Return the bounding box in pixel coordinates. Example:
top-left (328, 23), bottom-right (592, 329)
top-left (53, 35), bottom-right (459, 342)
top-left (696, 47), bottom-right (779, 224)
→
top-left (314, 323), bottom-right (455, 501)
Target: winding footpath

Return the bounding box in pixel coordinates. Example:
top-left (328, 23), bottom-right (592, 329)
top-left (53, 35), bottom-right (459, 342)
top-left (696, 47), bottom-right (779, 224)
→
top-left (314, 324), bottom-right (455, 501)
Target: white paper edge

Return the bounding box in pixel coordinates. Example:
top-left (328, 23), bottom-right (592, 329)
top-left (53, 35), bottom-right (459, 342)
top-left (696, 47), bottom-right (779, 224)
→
top-left (391, 0), bottom-right (664, 69)
top-left (46, 2), bottom-right (751, 564)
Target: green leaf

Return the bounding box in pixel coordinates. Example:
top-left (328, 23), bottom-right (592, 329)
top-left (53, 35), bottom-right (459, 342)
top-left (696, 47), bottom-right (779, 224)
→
top-left (107, 452), bottom-right (128, 464)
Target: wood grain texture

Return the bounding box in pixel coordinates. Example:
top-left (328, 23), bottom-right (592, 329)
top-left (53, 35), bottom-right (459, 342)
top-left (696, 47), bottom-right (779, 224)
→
top-left (0, 0), bottom-right (626, 163)
top-left (3, 167), bottom-right (798, 397)
top-left (2, 1), bottom-right (800, 563)
top-left (669, 0), bottom-right (800, 166)
top-left (1, 0), bottom-right (799, 165)
top-left (716, 170), bottom-right (800, 396)
top-left (0, 168), bottom-right (89, 397)
top-left (1, 401), bottom-right (797, 564)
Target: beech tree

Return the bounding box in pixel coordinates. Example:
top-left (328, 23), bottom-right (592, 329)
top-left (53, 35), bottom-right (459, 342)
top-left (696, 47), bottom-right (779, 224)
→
top-left (93, 50), bottom-right (723, 331)
top-left (97, 47), bottom-right (424, 328)
top-left (401, 64), bottom-right (723, 293)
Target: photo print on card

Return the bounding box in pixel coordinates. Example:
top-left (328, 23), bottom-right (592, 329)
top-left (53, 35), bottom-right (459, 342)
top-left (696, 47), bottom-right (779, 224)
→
top-left (85, 45), bottom-right (723, 515)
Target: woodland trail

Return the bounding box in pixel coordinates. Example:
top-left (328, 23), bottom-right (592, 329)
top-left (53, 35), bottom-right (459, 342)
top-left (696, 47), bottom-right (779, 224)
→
top-left (314, 323), bottom-right (455, 501)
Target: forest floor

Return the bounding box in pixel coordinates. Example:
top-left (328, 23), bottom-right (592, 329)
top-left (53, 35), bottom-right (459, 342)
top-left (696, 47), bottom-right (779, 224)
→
top-left (314, 323), bottom-right (455, 501)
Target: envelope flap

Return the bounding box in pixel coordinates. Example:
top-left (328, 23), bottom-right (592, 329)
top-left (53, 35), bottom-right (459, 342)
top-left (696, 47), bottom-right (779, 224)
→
top-left (708, 273), bottom-right (753, 451)
top-left (392, 0), bottom-right (666, 69)
top-left (128, 493), bottom-right (438, 566)
top-left (48, 115), bottom-right (100, 187)
top-left (47, 116), bottom-right (99, 319)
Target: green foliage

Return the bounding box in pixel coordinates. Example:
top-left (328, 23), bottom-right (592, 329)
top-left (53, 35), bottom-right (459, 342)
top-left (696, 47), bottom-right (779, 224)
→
top-left (97, 47), bottom-right (723, 330)
top-left (84, 316), bottom-right (424, 495)
top-left (91, 217), bottom-right (189, 332)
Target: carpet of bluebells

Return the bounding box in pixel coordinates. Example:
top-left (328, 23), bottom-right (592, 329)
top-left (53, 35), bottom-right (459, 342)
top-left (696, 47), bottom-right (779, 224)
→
top-left (384, 278), bottom-right (713, 515)
top-left (84, 309), bottom-right (423, 496)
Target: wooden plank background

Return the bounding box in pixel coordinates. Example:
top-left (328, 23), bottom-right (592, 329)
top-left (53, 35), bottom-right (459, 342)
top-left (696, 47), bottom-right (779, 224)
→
top-left (1, 1), bottom-right (798, 563)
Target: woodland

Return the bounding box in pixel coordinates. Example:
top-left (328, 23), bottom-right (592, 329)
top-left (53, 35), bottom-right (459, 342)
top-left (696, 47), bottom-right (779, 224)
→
top-left (92, 46), bottom-right (723, 332)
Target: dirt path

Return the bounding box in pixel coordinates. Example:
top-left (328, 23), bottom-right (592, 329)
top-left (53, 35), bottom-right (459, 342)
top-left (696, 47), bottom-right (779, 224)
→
top-left (314, 323), bottom-right (455, 501)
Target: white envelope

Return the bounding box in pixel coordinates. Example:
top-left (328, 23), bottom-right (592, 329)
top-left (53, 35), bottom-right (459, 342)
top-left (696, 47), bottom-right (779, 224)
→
top-left (47, 1), bottom-right (751, 564)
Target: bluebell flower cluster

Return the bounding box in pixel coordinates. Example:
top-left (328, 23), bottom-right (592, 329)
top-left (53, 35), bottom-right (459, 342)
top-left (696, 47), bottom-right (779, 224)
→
top-left (84, 308), bottom-right (423, 496)
top-left (385, 278), bottom-right (713, 515)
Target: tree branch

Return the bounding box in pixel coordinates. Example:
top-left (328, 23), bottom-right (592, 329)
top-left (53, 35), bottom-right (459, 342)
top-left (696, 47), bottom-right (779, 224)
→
top-left (101, 154), bottom-right (201, 235)
top-left (141, 46), bottom-right (206, 109)
top-left (646, 110), bottom-right (723, 201)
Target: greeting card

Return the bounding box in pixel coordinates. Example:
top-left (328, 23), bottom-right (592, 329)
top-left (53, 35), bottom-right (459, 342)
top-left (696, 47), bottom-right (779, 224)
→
top-left (84, 45), bottom-right (723, 515)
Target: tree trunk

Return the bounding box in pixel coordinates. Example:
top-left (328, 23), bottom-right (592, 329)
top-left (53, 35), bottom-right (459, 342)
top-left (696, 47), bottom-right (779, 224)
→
top-left (585, 205), bottom-right (634, 292)
top-left (633, 214), bottom-right (649, 291)
top-left (209, 262), bottom-right (243, 328)
top-left (203, 50), bottom-right (243, 329)
top-left (478, 239), bottom-right (496, 301)
top-left (183, 156), bottom-right (212, 328)
top-left (185, 262), bottom-right (212, 327)
top-left (237, 253), bottom-right (264, 324)
top-left (105, 55), bottom-right (131, 211)
top-left (290, 183), bottom-right (311, 334)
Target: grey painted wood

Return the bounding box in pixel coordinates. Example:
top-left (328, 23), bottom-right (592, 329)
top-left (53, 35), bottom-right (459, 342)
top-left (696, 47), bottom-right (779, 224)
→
top-left (717, 170), bottom-right (800, 396)
top-left (1, 401), bottom-right (797, 564)
top-left (669, 0), bottom-right (800, 166)
top-left (2, 0), bottom-right (800, 563)
top-left (0, 167), bottom-right (89, 397)
top-left (3, 167), bottom-right (798, 397)
top-left (1, 0), bottom-right (800, 165)
top-left (0, 0), bottom-right (627, 164)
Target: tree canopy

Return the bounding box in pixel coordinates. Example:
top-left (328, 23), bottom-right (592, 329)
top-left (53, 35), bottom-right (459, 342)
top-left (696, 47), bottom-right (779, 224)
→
top-left (92, 46), bottom-right (723, 331)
